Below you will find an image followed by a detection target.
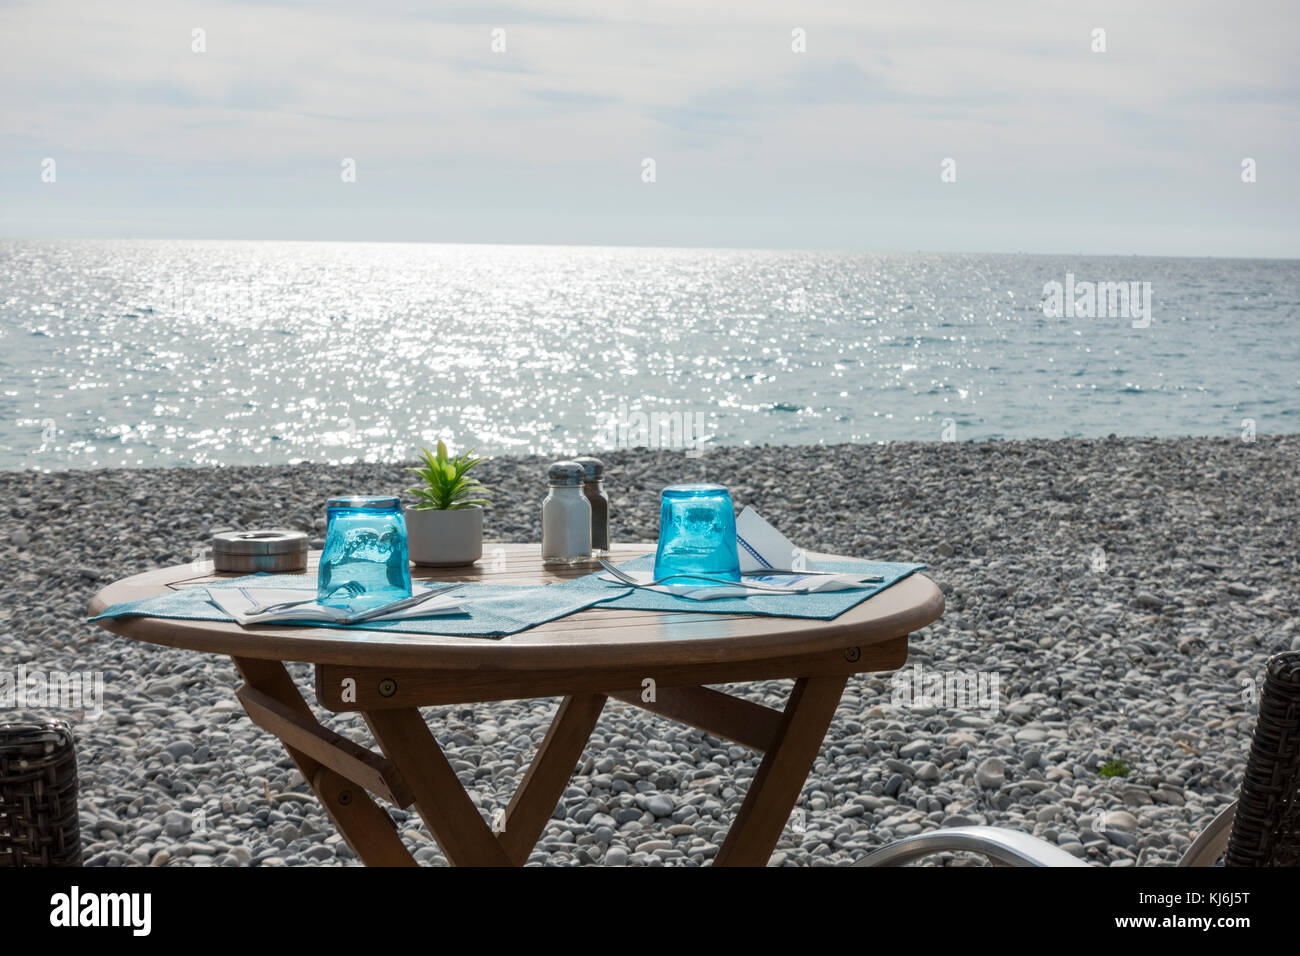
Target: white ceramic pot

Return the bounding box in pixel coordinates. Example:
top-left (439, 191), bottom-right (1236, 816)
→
top-left (404, 505), bottom-right (483, 567)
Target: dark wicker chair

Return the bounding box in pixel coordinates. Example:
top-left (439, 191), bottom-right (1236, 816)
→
top-left (0, 718), bottom-right (83, 867)
top-left (1223, 651), bottom-right (1300, 866)
top-left (856, 651), bottom-right (1300, 867)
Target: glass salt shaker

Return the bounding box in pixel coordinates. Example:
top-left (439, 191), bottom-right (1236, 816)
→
top-left (542, 461), bottom-right (592, 566)
top-left (573, 456), bottom-right (610, 556)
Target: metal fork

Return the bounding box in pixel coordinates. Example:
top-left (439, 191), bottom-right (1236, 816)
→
top-left (743, 568), bottom-right (875, 578)
top-left (341, 583), bottom-right (467, 625)
top-left (598, 559), bottom-right (825, 593)
top-left (243, 580), bottom-right (365, 615)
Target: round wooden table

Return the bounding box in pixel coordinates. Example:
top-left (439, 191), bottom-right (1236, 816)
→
top-left (88, 543), bottom-right (944, 867)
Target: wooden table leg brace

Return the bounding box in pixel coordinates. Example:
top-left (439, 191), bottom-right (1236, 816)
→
top-left (611, 676), bottom-right (850, 865)
top-left (232, 657), bottom-right (417, 867)
top-left (236, 659), bottom-right (850, 866)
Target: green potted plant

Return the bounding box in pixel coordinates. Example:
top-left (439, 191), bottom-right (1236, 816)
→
top-left (403, 441), bottom-right (491, 567)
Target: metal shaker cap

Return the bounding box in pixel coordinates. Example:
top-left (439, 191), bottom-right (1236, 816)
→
top-left (573, 457), bottom-right (605, 482)
top-left (547, 461), bottom-right (585, 486)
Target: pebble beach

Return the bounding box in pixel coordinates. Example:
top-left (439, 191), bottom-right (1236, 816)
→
top-left (3, 434), bottom-right (1298, 867)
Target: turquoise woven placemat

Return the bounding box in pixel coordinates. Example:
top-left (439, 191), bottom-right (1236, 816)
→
top-left (565, 553), bottom-right (926, 621)
top-left (88, 573), bottom-right (631, 639)
top-left (90, 555), bottom-right (927, 639)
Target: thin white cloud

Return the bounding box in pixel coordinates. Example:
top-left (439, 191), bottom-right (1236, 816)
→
top-left (1, 0), bottom-right (1296, 253)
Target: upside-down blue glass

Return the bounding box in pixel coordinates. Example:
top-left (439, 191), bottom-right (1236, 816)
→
top-left (317, 496), bottom-right (412, 610)
top-left (653, 484), bottom-right (741, 585)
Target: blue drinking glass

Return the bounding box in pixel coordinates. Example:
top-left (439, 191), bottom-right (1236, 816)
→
top-left (653, 484), bottom-right (741, 585)
top-left (317, 496), bottom-right (412, 610)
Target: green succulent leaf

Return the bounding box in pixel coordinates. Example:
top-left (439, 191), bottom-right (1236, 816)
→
top-left (404, 442), bottom-right (492, 510)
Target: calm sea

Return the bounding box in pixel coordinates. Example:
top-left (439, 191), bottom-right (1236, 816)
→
top-left (1, 240), bottom-right (1297, 470)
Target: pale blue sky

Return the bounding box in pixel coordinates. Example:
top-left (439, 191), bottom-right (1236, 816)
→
top-left (2, 0), bottom-right (1297, 256)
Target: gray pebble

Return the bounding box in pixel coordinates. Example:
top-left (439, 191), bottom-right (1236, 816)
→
top-left (975, 758), bottom-right (1005, 789)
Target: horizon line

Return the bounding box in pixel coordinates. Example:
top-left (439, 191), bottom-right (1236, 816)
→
top-left (2, 235), bottom-right (1298, 263)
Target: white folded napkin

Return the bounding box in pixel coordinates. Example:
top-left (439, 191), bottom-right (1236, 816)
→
top-left (206, 585), bottom-right (464, 626)
top-left (735, 506), bottom-right (820, 572)
top-left (734, 507), bottom-right (884, 588)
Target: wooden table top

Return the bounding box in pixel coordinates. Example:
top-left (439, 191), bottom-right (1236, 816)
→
top-left (87, 543), bottom-right (944, 671)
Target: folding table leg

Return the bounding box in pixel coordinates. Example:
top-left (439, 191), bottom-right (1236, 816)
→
top-left (713, 674), bottom-right (849, 866)
top-left (498, 693), bottom-right (606, 864)
top-left (231, 657), bottom-right (417, 867)
top-left (366, 708), bottom-right (513, 866)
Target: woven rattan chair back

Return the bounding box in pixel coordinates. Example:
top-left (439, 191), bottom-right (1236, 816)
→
top-left (0, 719), bottom-right (83, 867)
top-left (1224, 651), bottom-right (1300, 866)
